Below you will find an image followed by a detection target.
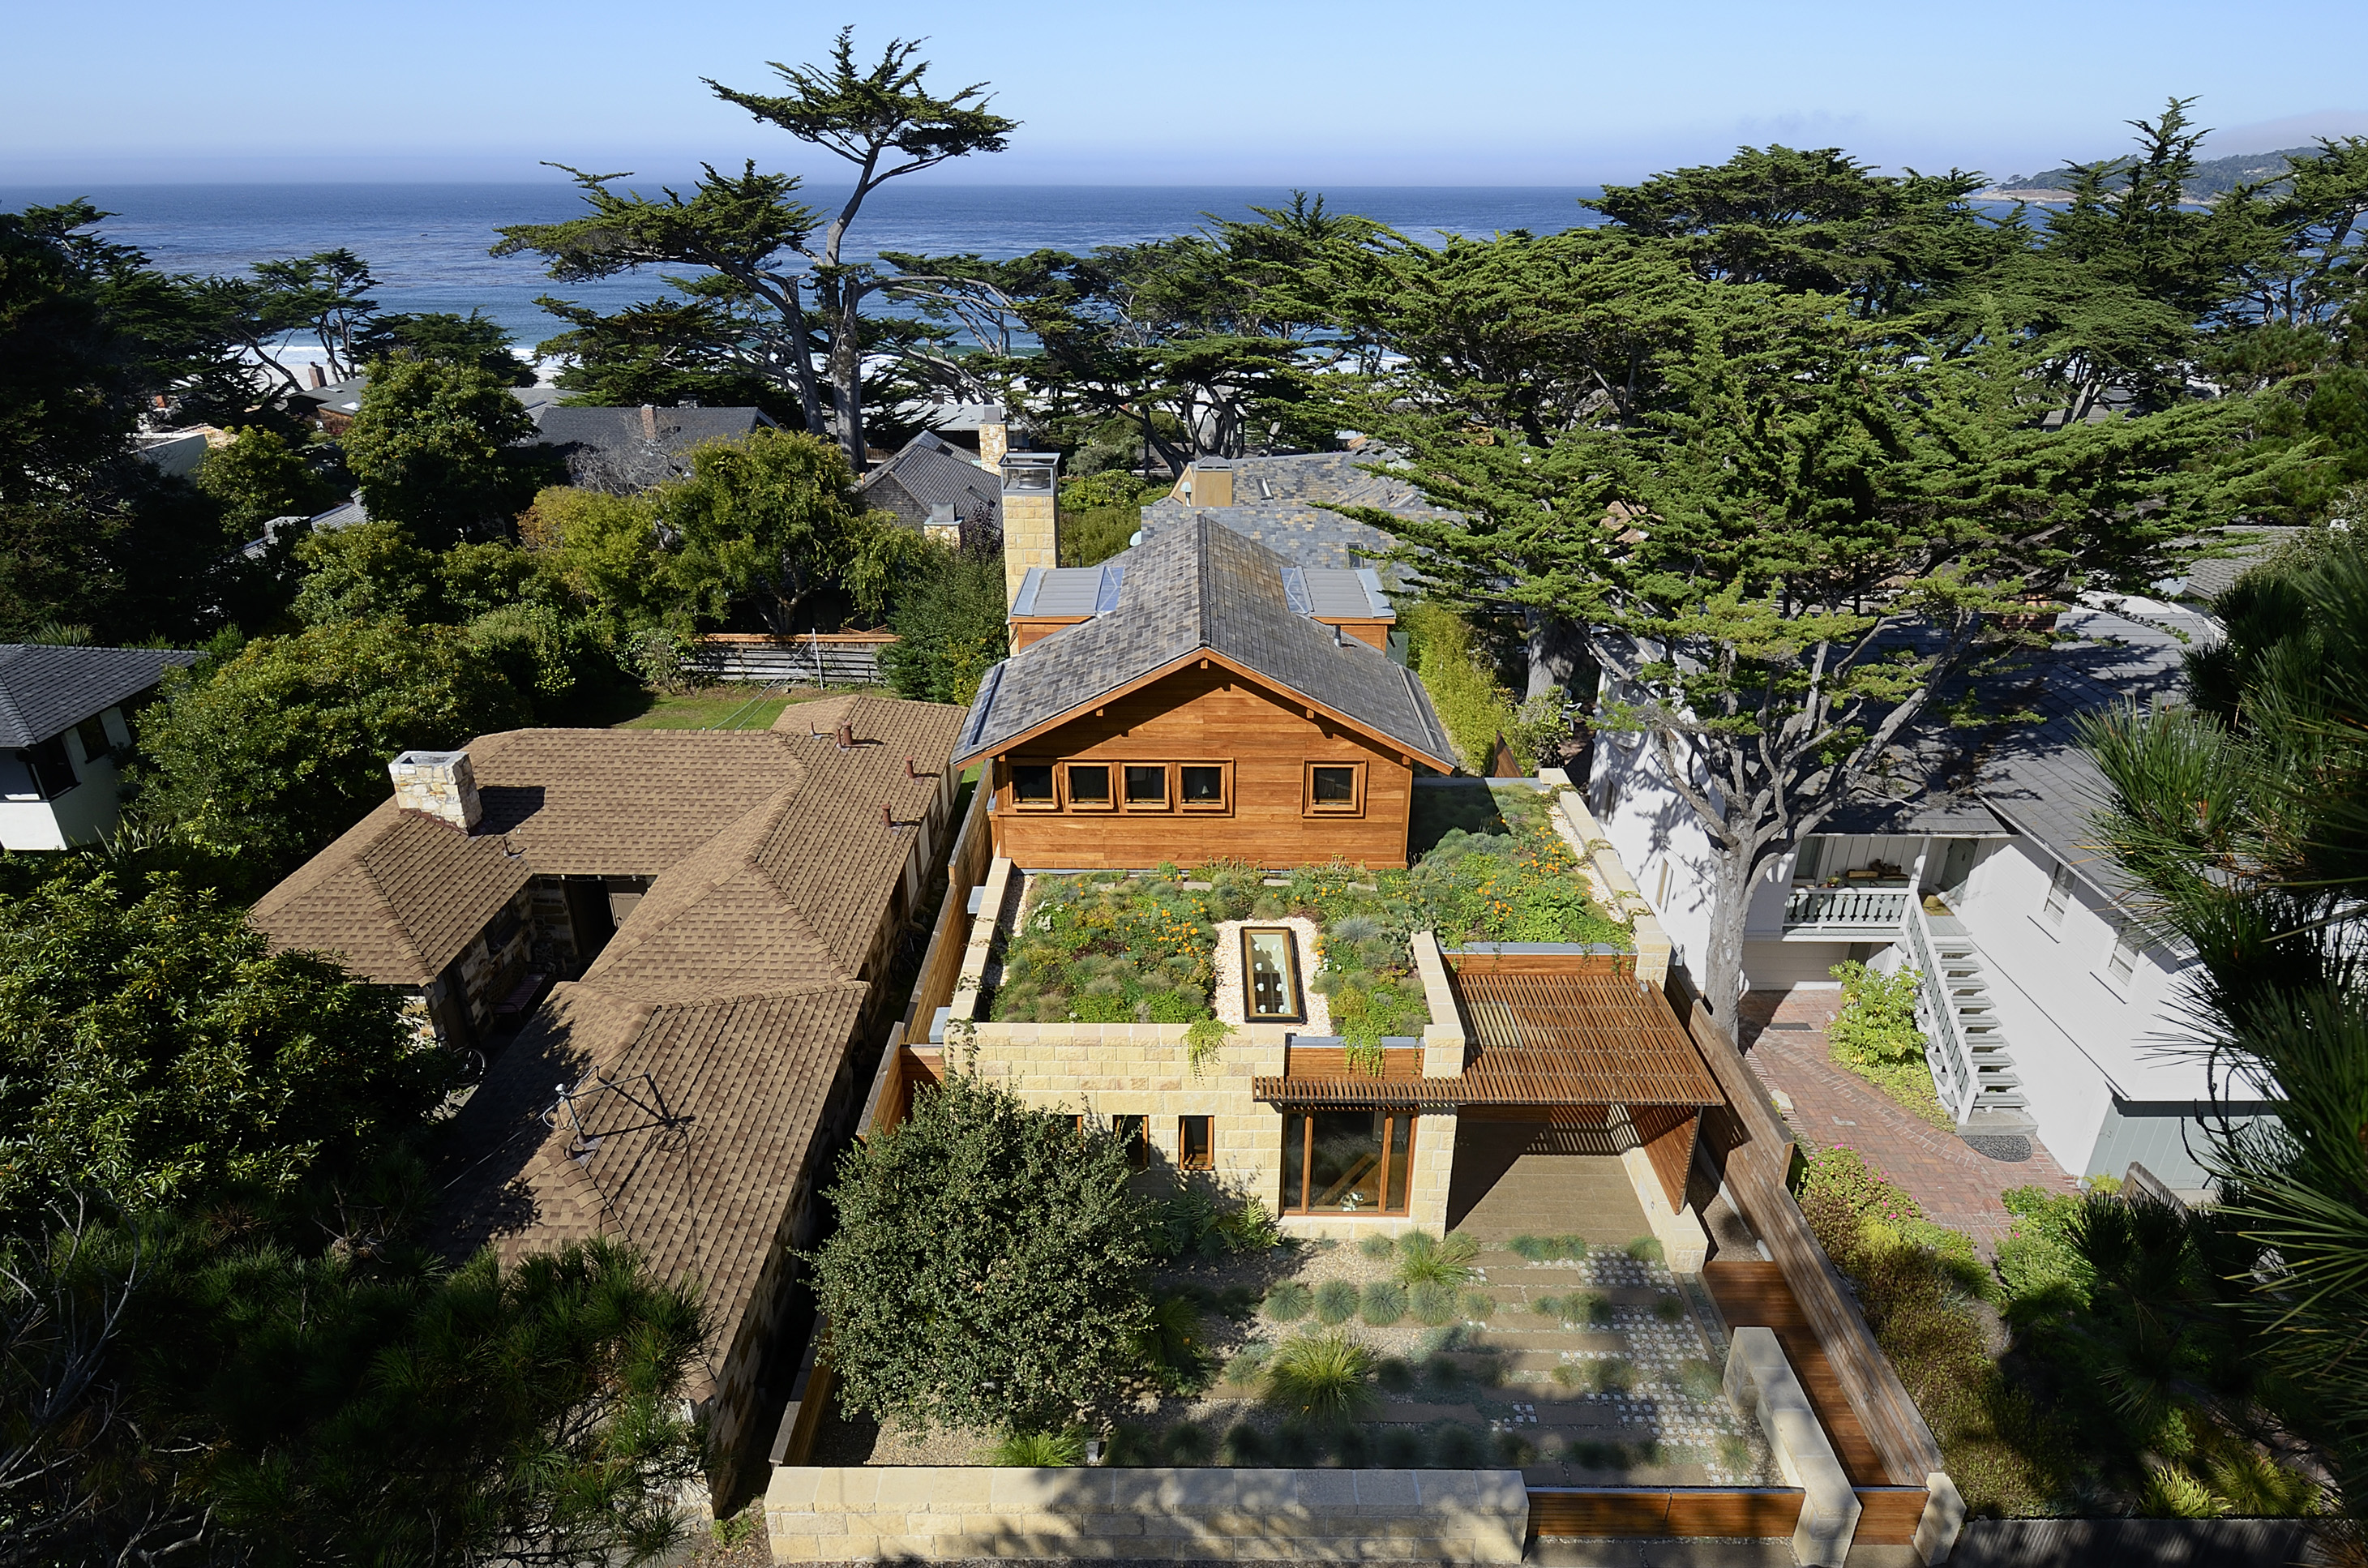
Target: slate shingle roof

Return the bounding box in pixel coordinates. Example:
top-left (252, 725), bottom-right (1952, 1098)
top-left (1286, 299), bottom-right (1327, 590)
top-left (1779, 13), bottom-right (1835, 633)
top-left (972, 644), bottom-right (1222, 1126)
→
top-left (1139, 450), bottom-right (1455, 574)
top-left (953, 515), bottom-right (1456, 770)
top-left (0, 645), bottom-right (195, 748)
top-left (1828, 600), bottom-right (2214, 892)
top-left (858, 431), bottom-right (1002, 533)
top-left (530, 405), bottom-right (775, 494)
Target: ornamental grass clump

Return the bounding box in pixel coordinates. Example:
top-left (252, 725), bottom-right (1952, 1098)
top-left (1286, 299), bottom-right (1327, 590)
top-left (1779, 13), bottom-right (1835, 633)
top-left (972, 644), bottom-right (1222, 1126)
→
top-left (1313, 1279), bottom-right (1360, 1325)
top-left (991, 1429), bottom-right (1086, 1466)
top-left (1360, 1280), bottom-right (1407, 1326)
top-left (1264, 1330), bottom-right (1379, 1425)
top-left (989, 871), bottom-right (1218, 1024)
top-left (1261, 1281), bottom-right (1312, 1322)
top-left (1410, 1279), bottom-right (1460, 1326)
top-left (1395, 1231), bottom-right (1479, 1286)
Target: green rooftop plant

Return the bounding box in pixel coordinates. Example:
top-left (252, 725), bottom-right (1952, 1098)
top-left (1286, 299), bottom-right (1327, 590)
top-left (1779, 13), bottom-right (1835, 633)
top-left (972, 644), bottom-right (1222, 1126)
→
top-left (1593, 1357), bottom-right (1634, 1395)
top-left (1458, 1288), bottom-right (1496, 1320)
top-left (1378, 1425), bottom-right (1427, 1467)
top-left (1184, 1015), bottom-right (1233, 1076)
top-left (1313, 1279), bottom-right (1360, 1325)
top-left (1360, 1280), bottom-right (1408, 1326)
top-left (1163, 1421), bottom-right (1210, 1465)
top-left (1359, 1231), bottom-right (1398, 1260)
top-left (1264, 1330), bottom-right (1380, 1426)
top-left (1653, 1296), bottom-right (1685, 1322)
top-left (1377, 1355), bottom-right (1415, 1392)
top-left (1678, 1358), bottom-right (1723, 1400)
top-left (1625, 1237), bottom-right (1663, 1263)
top-left (1579, 1292), bottom-right (1614, 1328)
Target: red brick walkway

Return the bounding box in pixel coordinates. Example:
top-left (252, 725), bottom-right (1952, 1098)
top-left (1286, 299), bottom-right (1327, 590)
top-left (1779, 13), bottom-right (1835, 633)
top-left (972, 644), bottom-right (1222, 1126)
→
top-left (1736, 987), bottom-right (2078, 1253)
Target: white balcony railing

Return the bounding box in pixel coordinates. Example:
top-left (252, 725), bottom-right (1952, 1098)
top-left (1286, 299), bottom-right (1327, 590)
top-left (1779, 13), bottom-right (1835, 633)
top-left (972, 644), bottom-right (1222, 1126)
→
top-left (1780, 885), bottom-right (1912, 931)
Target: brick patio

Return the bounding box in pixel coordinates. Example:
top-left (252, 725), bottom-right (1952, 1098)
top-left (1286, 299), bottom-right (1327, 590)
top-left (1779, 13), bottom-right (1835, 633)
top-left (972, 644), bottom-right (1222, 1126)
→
top-left (1735, 987), bottom-right (2078, 1253)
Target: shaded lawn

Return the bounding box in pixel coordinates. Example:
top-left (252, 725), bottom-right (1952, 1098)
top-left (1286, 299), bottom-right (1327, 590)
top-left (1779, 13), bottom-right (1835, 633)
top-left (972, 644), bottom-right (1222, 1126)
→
top-left (611, 685), bottom-right (887, 731)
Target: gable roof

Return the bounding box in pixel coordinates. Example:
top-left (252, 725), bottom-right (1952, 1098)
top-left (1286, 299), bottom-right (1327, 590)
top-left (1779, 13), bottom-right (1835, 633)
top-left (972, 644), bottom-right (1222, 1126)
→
top-left (953, 515), bottom-right (1457, 771)
top-left (858, 431), bottom-right (1001, 528)
top-left (0, 645), bottom-right (195, 748)
top-left (530, 405), bottom-right (775, 494)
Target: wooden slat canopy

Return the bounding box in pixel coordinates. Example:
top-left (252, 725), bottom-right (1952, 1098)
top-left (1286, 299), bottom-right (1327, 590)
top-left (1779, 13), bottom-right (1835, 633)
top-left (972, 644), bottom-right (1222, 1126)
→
top-left (1253, 968), bottom-right (1724, 1109)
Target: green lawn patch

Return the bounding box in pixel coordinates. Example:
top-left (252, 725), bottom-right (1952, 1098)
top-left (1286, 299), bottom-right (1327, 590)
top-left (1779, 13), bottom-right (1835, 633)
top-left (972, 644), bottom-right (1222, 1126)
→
top-left (612, 687), bottom-right (864, 730)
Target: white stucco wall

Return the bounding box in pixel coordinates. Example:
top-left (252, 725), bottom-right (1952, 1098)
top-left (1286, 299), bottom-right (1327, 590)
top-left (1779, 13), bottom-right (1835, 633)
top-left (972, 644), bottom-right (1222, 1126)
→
top-left (1590, 724), bottom-right (1721, 980)
top-left (1, 708), bottom-right (129, 851)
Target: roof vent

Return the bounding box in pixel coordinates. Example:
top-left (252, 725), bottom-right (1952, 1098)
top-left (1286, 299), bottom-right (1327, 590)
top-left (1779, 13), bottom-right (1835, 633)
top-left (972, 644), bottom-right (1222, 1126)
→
top-left (389, 749), bottom-right (482, 832)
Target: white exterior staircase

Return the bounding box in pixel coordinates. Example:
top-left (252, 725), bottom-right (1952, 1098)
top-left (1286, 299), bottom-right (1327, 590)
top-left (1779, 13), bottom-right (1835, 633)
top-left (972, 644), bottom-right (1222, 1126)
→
top-left (1908, 905), bottom-right (2034, 1133)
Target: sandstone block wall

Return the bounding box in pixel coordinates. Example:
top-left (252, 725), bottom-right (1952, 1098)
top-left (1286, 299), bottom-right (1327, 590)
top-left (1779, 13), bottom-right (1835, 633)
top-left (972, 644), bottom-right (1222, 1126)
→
top-left (764, 1466), bottom-right (1531, 1563)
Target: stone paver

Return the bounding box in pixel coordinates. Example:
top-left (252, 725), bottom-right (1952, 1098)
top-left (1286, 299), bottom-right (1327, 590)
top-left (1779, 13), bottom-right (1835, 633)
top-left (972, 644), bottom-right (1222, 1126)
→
top-left (1736, 988), bottom-right (2076, 1254)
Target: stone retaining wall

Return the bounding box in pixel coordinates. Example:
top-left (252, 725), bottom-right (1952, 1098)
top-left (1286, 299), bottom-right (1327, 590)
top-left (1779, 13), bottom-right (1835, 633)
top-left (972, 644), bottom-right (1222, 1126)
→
top-left (764, 1466), bottom-right (1530, 1562)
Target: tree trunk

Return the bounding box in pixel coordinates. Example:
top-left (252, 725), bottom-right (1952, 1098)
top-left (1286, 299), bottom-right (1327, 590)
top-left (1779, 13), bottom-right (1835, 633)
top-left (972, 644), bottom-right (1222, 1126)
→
top-left (1523, 612), bottom-right (1595, 775)
top-left (832, 294), bottom-right (867, 473)
top-left (1699, 833), bottom-right (1760, 1026)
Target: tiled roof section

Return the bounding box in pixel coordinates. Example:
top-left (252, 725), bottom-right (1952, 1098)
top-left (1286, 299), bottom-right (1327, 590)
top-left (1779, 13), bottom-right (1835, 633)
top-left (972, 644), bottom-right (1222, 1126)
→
top-left (437, 979), bottom-right (870, 1383)
top-left (466, 730), bottom-right (803, 874)
top-left (248, 804), bottom-right (529, 985)
top-left (1140, 452), bottom-right (1455, 575)
top-left (859, 432), bottom-right (1002, 530)
top-left (1141, 505), bottom-right (1405, 573)
top-left (529, 406), bottom-right (773, 494)
top-left (2179, 526), bottom-right (2304, 603)
top-left (0, 645), bottom-right (195, 748)
top-left (953, 516), bottom-right (1457, 770)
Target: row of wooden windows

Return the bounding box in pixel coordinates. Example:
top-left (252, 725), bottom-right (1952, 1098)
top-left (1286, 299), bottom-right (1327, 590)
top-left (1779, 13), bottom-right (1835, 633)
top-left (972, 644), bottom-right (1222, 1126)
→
top-left (1008, 760), bottom-right (1366, 817)
top-left (1085, 1110), bottom-right (1417, 1215)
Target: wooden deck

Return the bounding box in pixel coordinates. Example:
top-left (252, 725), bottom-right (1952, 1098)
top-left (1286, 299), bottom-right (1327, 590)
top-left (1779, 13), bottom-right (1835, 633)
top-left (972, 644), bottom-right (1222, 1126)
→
top-left (1703, 1259), bottom-right (1886, 1485)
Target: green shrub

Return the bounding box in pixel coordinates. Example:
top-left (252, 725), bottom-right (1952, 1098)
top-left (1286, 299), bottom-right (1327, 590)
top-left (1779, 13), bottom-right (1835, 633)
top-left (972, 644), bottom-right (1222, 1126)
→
top-left (1377, 1355), bottom-right (1415, 1391)
top-left (1163, 1421), bottom-right (1210, 1464)
top-left (1314, 1279), bottom-right (1360, 1325)
top-left (1424, 1352), bottom-right (1462, 1389)
top-left (1509, 1235), bottom-right (1554, 1262)
top-left (1826, 959), bottom-right (1953, 1128)
top-left (1625, 1236), bottom-right (1663, 1263)
top-left (1652, 1296), bottom-right (1684, 1322)
top-left (1409, 1279), bottom-right (1460, 1326)
top-left (1360, 1281), bottom-right (1408, 1326)
top-left (1677, 1358), bottom-right (1722, 1400)
top-left (1262, 1281), bottom-right (1312, 1322)
top-left (1396, 1231), bottom-right (1479, 1286)
top-left (1359, 1232), bottom-right (1398, 1260)
top-left (1218, 1421), bottom-right (1268, 1466)
top-left (1716, 1433), bottom-right (1753, 1473)
top-left (1593, 1358), bottom-right (1634, 1395)
top-left (1378, 1426), bottom-right (1426, 1467)
top-left (1578, 1292), bottom-right (1612, 1327)
top-left (991, 1429), bottom-right (1085, 1466)
top-left (1492, 1431), bottom-right (1536, 1467)
top-left (1432, 1421), bottom-right (1483, 1467)
top-left (1458, 1288), bottom-right (1495, 1320)
top-left (1532, 1293), bottom-right (1565, 1320)
top-left (1265, 1330), bottom-right (1379, 1424)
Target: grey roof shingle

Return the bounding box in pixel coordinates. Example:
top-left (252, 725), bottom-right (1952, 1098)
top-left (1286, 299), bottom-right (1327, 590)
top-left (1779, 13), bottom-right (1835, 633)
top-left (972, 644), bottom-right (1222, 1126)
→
top-left (953, 516), bottom-right (1456, 770)
top-left (1138, 450), bottom-right (1456, 576)
top-left (1831, 600), bottom-right (2213, 892)
top-left (858, 432), bottom-right (1002, 531)
top-left (531, 406), bottom-right (775, 494)
top-left (0, 645), bottom-right (195, 748)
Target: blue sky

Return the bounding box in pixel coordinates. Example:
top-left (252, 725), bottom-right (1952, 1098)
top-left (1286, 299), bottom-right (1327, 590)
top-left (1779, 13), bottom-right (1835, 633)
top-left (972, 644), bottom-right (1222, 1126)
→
top-left (5, 0), bottom-right (2363, 185)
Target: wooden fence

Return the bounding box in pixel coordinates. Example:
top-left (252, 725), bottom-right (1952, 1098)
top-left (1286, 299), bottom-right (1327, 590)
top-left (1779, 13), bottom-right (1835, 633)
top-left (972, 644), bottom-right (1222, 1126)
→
top-left (692, 631), bottom-right (896, 685)
top-left (1527, 1487), bottom-right (1804, 1540)
top-left (897, 779), bottom-right (995, 1047)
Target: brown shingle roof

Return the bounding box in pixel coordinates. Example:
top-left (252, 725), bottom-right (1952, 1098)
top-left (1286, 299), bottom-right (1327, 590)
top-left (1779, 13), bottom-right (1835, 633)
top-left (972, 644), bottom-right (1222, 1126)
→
top-left (250, 807), bottom-right (531, 986)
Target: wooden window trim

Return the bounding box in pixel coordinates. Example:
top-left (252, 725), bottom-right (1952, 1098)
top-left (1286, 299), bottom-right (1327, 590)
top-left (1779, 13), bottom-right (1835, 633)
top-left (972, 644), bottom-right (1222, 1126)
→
top-left (1121, 762), bottom-right (1172, 812)
top-left (1009, 759), bottom-right (1060, 812)
top-left (1304, 760), bottom-right (1367, 817)
top-left (1064, 762), bottom-right (1115, 812)
top-left (1282, 1111), bottom-right (1415, 1215)
top-left (1113, 1114), bottom-right (1151, 1171)
top-left (1179, 1115), bottom-right (1214, 1171)
top-left (1176, 760), bottom-right (1232, 814)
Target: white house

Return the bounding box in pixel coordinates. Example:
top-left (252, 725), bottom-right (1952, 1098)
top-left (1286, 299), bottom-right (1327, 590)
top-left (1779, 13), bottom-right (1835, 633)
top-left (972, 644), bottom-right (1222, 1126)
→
top-left (1589, 598), bottom-right (2263, 1194)
top-left (0, 644), bottom-right (196, 850)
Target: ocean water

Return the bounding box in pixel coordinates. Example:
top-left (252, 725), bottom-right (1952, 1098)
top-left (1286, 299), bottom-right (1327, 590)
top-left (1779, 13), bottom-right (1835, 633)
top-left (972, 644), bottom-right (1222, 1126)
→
top-left (0, 182), bottom-right (1606, 351)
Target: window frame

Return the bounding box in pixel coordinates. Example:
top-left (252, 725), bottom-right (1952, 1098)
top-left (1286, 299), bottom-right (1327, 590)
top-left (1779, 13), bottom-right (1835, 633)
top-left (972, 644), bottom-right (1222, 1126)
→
top-left (1178, 1115), bottom-right (1214, 1171)
top-left (1064, 762), bottom-right (1116, 812)
top-left (2042, 861), bottom-right (2075, 924)
top-left (1240, 924), bottom-right (1308, 1023)
top-left (1281, 1110), bottom-right (1416, 1215)
top-left (1112, 1113), bottom-right (1151, 1172)
top-left (2106, 924), bottom-right (2141, 983)
top-left (1177, 760), bottom-right (1232, 813)
top-left (1008, 759), bottom-right (1060, 812)
top-left (1304, 760), bottom-right (1367, 817)
top-left (1121, 762), bottom-right (1172, 812)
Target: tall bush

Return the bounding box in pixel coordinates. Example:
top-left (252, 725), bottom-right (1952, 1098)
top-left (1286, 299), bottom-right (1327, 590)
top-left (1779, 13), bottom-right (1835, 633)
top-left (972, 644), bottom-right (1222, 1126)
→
top-left (1826, 959), bottom-right (1950, 1128)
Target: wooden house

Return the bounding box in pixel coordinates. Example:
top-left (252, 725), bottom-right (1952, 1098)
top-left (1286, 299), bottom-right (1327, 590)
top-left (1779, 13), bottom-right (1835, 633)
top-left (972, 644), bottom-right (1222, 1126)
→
top-left (951, 517), bottom-right (1458, 870)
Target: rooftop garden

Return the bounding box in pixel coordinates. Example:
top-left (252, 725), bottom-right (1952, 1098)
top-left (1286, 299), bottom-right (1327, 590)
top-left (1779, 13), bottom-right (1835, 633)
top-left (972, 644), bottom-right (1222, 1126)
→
top-left (987, 785), bottom-right (1629, 1032)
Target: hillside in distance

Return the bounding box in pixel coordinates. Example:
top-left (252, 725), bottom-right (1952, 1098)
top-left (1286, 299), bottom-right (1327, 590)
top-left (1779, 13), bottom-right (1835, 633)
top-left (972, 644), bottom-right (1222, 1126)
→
top-left (1983, 144), bottom-right (2319, 201)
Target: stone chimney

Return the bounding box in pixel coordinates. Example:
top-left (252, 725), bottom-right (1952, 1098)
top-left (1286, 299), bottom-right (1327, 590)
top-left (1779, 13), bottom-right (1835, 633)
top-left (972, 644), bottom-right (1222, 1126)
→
top-left (999, 451), bottom-right (1061, 610)
top-left (975, 404), bottom-right (1008, 472)
top-left (308, 362), bottom-right (328, 389)
top-left (390, 749), bottom-right (482, 832)
top-left (639, 404), bottom-right (658, 439)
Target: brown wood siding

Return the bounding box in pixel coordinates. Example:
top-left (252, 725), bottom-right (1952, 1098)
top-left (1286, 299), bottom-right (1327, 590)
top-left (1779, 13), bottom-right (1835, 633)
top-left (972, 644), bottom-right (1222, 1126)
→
top-left (1011, 617), bottom-right (1088, 649)
top-left (1449, 950), bottom-right (1637, 977)
top-left (896, 782), bottom-right (993, 1043)
top-left (1704, 1259), bottom-right (1886, 1485)
top-left (985, 665), bottom-right (1416, 869)
top-left (1852, 1487), bottom-right (1932, 1545)
top-left (1634, 1104), bottom-right (1700, 1211)
top-left (1282, 1045), bottom-right (1424, 1081)
top-left (1315, 619), bottom-right (1390, 649)
top-left (1527, 1489), bottom-right (1805, 1540)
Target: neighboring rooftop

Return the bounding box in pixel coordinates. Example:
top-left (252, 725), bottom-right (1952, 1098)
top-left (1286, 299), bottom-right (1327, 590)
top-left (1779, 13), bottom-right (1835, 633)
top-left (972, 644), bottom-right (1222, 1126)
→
top-left (0, 644), bottom-right (196, 748)
top-left (1138, 450), bottom-right (1456, 574)
top-left (530, 404), bottom-right (776, 494)
top-left (859, 431), bottom-right (1002, 534)
top-left (1011, 560), bottom-right (1394, 623)
top-left (953, 515), bottom-right (1455, 770)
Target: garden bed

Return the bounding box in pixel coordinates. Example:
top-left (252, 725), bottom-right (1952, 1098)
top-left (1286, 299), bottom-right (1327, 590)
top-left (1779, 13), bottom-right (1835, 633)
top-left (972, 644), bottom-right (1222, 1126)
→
top-left (811, 1227), bottom-right (1773, 1486)
top-left (986, 787), bottom-right (1628, 1035)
